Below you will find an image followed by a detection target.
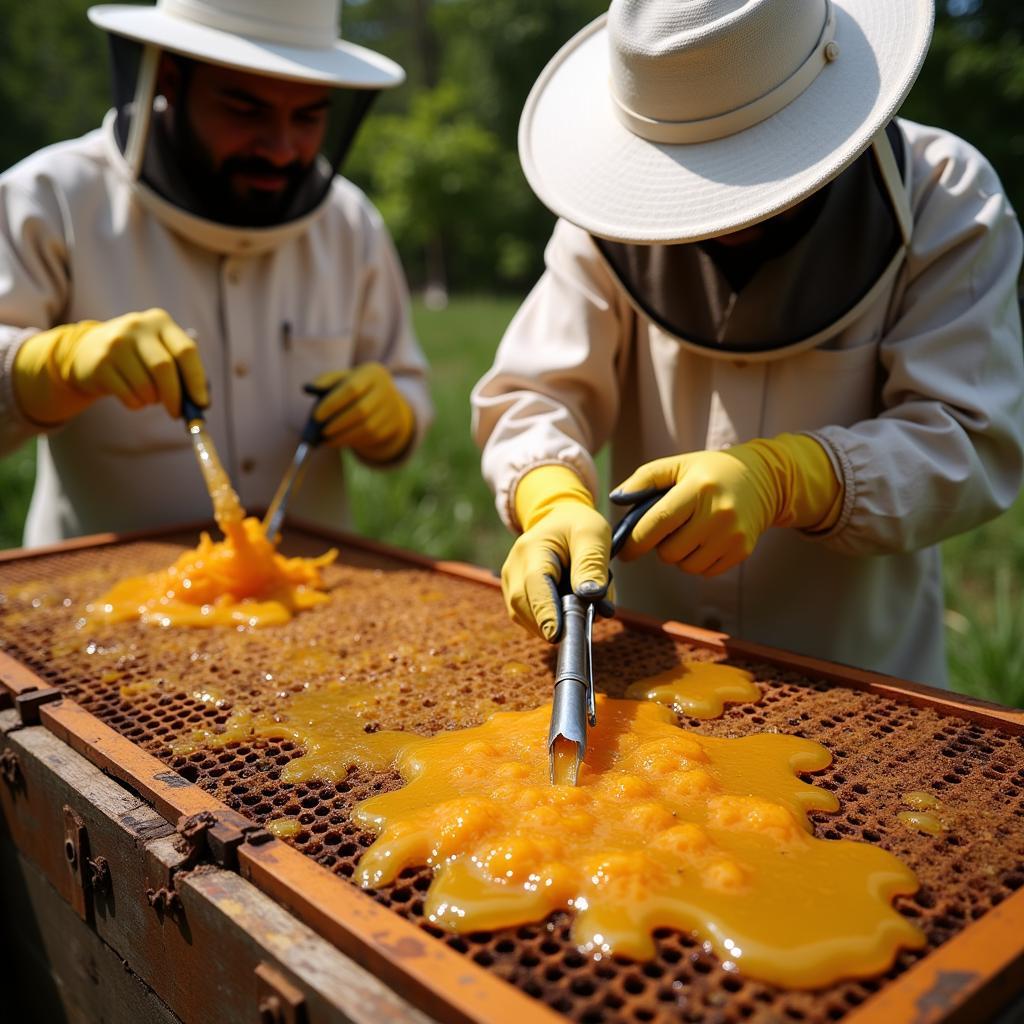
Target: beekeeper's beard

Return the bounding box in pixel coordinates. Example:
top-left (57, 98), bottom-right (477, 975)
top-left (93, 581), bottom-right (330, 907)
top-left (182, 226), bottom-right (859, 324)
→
top-left (167, 107), bottom-right (318, 228)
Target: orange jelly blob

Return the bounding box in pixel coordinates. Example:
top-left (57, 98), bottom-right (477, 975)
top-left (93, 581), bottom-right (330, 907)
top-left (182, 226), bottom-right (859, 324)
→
top-left (354, 697), bottom-right (924, 988)
top-left (88, 518), bottom-right (336, 628)
top-left (171, 680), bottom-right (408, 783)
top-left (88, 419), bottom-right (334, 627)
top-left (897, 791), bottom-right (946, 835)
top-left (625, 661), bottom-right (761, 718)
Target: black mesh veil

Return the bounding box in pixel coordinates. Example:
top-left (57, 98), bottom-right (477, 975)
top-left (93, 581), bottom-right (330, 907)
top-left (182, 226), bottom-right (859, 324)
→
top-left (106, 34), bottom-right (379, 227)
top-left (594, 122), bottom-right (908, 354)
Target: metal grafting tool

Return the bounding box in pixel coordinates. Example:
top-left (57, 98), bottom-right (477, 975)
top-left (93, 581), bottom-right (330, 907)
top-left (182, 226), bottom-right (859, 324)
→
top-left (547, 485), bottom-right (673, 787)
top-left (609, 487), bottom-right (673, 560)
top-left (262, 382), bottom-right (331, 541)
top-left (547, 593), bottom-right (597, 786)
top-left (179, 376), bottom-right (206, 430)
top-left (178, 369), bottom-right (229, 510)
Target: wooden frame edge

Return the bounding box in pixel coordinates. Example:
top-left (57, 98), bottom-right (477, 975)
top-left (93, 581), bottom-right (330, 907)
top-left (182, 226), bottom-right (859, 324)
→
top-left (238, 840), bottom-right (565, 1024)
top-left (842, 886), bottom-right (1024, 1024)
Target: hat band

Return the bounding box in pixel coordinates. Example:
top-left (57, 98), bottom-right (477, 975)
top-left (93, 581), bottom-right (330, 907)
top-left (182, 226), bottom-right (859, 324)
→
top-left (611, 2), bottom-right (838, 145)
top-left (160, 0), bottom-right (336, 48)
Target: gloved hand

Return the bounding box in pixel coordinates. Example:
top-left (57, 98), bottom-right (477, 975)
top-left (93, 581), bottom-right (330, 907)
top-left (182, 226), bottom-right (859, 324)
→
top-left (610, 433), bottom-right (842, 577)
top-left (311, 363), bottom-right (415, 463)
top-left (502, 464), bottom-right (611, 642)
top-left (13, 308), bottom-right (208, 426)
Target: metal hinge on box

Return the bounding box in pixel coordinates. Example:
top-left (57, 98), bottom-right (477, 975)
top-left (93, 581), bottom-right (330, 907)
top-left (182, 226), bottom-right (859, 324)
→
top-left (62, 804), bottom-right (111, 922)
top-left (176, 808), bottom-right (274, 870)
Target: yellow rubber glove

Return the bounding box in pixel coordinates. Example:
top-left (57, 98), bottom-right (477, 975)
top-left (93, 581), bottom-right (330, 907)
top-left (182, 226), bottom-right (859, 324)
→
top-left (311, 363), bottom-right (415, 463)
top-left (610, 433), bottom-right (842, 577)
top-left (13, 308), bottom-right (208, 426)
top-left (502, 464), bottom-right (611, 642)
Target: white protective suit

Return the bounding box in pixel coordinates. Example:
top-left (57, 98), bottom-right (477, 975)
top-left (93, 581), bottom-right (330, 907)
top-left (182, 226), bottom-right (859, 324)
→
top-left (473, 120), bottom-right (1024, 686)
top-left (0, 112), bottom-right (432, 545)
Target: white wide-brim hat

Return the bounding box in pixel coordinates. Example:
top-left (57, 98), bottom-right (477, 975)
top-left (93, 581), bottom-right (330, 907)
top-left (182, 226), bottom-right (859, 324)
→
top-left (520, 0), bottom-right (933, 244)
top-left (88, 0), bottom-right (404, 89)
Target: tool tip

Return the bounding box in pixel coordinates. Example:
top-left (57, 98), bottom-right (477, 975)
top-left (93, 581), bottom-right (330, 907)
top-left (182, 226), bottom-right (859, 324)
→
top-left (550, 735), bottom-right (583, 786)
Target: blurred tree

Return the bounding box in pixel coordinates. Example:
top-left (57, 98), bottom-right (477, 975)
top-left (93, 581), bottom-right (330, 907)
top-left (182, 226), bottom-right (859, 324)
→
top-left (0, 0), bottom-right (113, 171)
top-left (901, 0), bottom-right (1024, 217)
top-left (345, 0), bottom-right (605, 293)
top-left (346, 85), bottom-right (512, 297)
top-left (436, 0), bottom-right (606, 144)
top-left (0, 0), bottom-right (1020, 292)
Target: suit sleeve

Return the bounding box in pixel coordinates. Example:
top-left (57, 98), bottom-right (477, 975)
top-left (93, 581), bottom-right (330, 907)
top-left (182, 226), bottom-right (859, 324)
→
top-left (0, 173), bottom-right (72, 455)
top-left (471, 219), bottom-right (628, 530)
top-left (350, 201), bottom-right (433, 466)
top-left (812, 130), bottom-right (1024, 555)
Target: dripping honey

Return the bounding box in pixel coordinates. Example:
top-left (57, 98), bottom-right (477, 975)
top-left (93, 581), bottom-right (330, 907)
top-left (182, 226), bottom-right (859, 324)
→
top-left (89, 422), bottom-right (334, 627)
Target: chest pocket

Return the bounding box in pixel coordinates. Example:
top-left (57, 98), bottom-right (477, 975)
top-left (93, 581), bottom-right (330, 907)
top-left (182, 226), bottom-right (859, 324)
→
top-left (280, 326), bottom-right (355, 432)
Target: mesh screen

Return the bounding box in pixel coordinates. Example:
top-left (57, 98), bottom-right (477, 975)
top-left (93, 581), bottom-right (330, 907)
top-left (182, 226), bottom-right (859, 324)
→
top-left (1, 528), bottom-right (1023, 1024)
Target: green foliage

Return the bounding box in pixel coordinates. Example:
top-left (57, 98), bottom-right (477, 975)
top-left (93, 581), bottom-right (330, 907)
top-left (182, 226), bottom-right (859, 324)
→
top-left (435, 0), bottom-right (607, 143)
top-left (0, 0), bottom-right (116, 171)
top-left (0, 442), bottom-right (34, 546)
top-left (344, 0), bottom-right (606, 290)
top-left (941, 497), bottom-right (1024, 705)
top-left (346, 85), bottom-right (525, 288)
top-left (945, 568), bottom-right (1024, 707)
top-left (902, 3), bottom-right (1024, 214)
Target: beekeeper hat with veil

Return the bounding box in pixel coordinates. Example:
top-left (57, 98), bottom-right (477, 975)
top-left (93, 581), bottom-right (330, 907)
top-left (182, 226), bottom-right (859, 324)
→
top-left (88, 0), bottom-right (404, 231)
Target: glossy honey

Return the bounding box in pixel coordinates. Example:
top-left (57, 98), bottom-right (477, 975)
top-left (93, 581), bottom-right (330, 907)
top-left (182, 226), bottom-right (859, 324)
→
top-left (351, 697), bottom-right (924, 987)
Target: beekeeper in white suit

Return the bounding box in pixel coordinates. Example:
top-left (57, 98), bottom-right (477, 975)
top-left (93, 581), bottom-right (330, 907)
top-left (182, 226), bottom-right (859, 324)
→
top-left (0, 0), bottom-right (432, 544)
top-left (473, 0), bottom-right (1024, 685)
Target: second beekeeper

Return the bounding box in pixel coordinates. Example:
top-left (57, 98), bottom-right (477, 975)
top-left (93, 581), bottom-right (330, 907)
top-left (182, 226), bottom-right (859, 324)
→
top-left (473, 0), bottom-right (1024, 685)
top-left (0, 0), bottom-right (432, 544)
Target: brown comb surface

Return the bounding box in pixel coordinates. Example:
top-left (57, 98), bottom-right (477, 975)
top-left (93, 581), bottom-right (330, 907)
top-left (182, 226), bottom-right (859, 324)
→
top-left (1, 528), bottom-right (1023, 1024)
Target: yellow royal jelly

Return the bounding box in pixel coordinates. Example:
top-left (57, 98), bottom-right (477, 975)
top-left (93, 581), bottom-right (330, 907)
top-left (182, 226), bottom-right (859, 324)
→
top-left (267, 816), bottom-right (303, 839)
top-left (171, 680), bottom-right (409, 782)
top-left (551, 735), bottom-right (581, 787)
top-left (187, 420), bottom-right (245, 526)
top-left (625, 661), bottom-right (761, 718)
top-left (88, 518), bottom-right (336, 628)
top-left (898, 791), bottom-right (947, 835)
top-left (173, 684), bottom-right (924, 986)
top-left (88, 421), bottom-right (334, 628)
top-left (353, 697), bottom-right (924, 988)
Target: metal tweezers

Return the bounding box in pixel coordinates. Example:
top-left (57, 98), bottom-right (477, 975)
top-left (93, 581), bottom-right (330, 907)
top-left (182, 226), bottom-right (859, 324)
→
top-left (262, 383), bottom-right (331, 540)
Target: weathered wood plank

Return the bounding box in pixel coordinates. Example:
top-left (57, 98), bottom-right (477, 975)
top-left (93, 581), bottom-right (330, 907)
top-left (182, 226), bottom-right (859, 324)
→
top-left (0, 838), bottom-right (182, 1024)
top-left (1, 718), bottom-right (436, 1024)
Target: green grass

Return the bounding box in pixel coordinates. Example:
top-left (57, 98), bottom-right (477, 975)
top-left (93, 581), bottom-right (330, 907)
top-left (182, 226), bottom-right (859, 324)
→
top-left (0, 440), bottom-right (34, 546)
top-left (1, 295), bottom-right (1022, 707)
top-left (942, 503), bottom-right (1024, 708)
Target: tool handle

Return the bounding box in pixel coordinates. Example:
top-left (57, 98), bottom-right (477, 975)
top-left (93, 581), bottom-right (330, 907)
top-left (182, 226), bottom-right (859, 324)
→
top-left (178, 365), bottom-right (206, 423)
top-left (300, 382), bottom-right (333, 446)
top-left (610, 487), bottom-right (672, 559)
